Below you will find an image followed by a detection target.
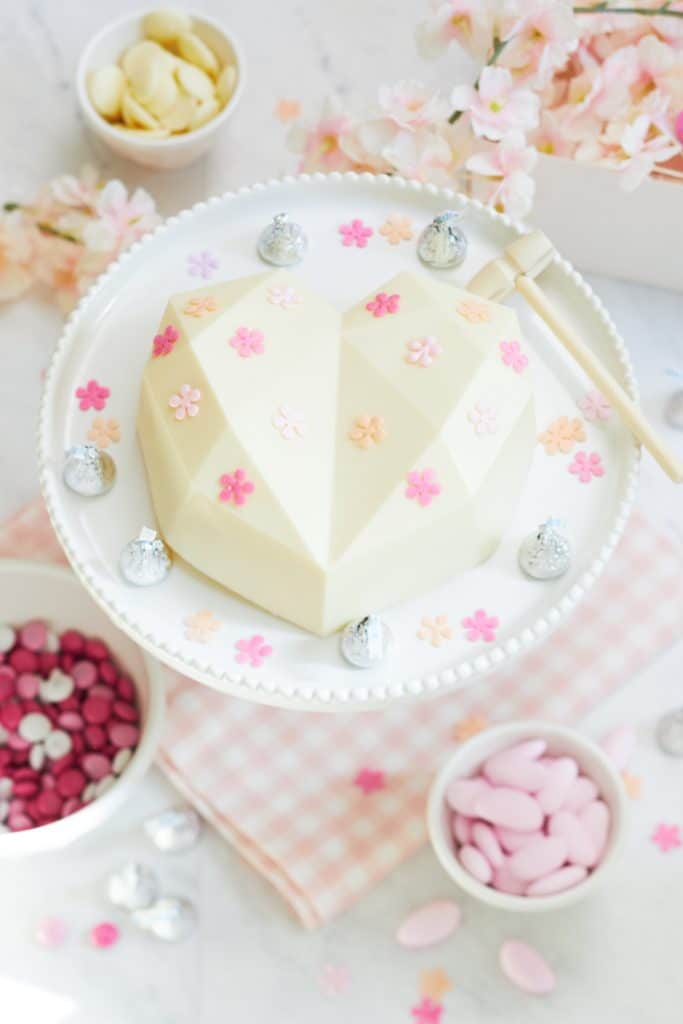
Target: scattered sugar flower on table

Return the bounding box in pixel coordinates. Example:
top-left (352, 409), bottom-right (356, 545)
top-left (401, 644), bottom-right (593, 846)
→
top-left (538, 416), bottom-right (586, 455)
top-left (420, 968), bottom-right (453, 1002)
top-left (339, 219), bottom-right (373, 248)
top-left (499, 339), bottom-right (528, 374)
top-left (187, 250), bottom-right (219, 280)
top-left (219, 469), bottom-right (255, 506)
top-left (453, 712), bottom-right (488, 742)
top-left (411, 996), bottom-right (444, 1024)
top-left (418, 615), bottom-right (452, 647)
top-left (75, 379), bottom-right (110, 412)
top-left (622, 771), bottom-right (641, 800)
top-left (568, 450), bottom-right (605, 484)
top-left (406, 468), bottom-right (441, 507)
top-left (267, 285), bottom-right (302, 310)
top-left (457, 299), bottom-right (490, 324)
top-left (651, 823), bottom-right (681, 853)
top-left (274, 98), bottom-right (301, 122)
top-left (230, 325), bottom-right (265, 358)
top-left (379, 213), bottom-right (413, 245)
top-left (320, 963), bottom-right (350, 996)
top-left (184, 295), bottom-right (217, 318)
top-left (87, 417), bottom-right (120, 448)
top-left (169, 384), bottom-right (201, 421)
top-left (366, 291), bottom-right (400, 317)
top-left (468, 401), bottom-right (498, 436)
top-left (405, 336), bottom-right (442, 368)
top-left (235, 634), bottom-right (272, 669)
top-left (353, 767), bottom-right (386, 795)
top-left (153, 324), bottom-right (179, 357)
top-left (462, 609), bottom-right (499, 643)
top-left (349, 415), bottom-right (386, 450)
top-left (184, 610), bottom-right (221, 644)
top-left (579, 390), bottom-right (611, 423)
top-left (273, 404), bottom-right (307, 440)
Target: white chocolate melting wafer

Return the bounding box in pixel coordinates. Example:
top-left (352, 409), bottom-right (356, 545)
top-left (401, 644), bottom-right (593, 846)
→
top-left (176, 31), bottom-right (219, 77)
top-left (142, 9), bottom-right (192, 45)
top-left (88, 65), bottom-right (126, 120)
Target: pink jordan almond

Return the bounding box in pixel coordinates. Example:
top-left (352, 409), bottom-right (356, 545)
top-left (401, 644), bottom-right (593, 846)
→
top-left (452, 812), bottom-right (473, 846)
top-left (482, 748), bottom-right (547, 792)
top-left (473, 787), bottom-right (544, 831)
top-left (526, 864), bottom-right (588, 897)
top-left (560, 775), bottom-right (598, 813)
top-left (579, 800), bottom-right (610, 867)
top-left (471, 821), bottom-right (505, 868)
top-left (536, 757), bottom-right (578, 815)
top-left (492, 859), bottom-right (526, 896)
top-left (446, 777), bottom-right (492, 816)
top-left (495, 825), bottom-right (541, 853)
top-left (499, 939), bottom-right (556, 995)
top-left (396, 899), bottom-right (462, 949)
top-left (600, 725), bottom-right (636, 772)
top-left (459, 843), bottom-right (493, 884)
top-left (548, 810), bottom-right (596, 867)
top-left (507, 835), bottom-right (568, 882)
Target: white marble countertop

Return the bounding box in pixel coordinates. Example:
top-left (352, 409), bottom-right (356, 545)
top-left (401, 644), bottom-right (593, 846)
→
top-left (1, 2), bottom-right (683, 1022)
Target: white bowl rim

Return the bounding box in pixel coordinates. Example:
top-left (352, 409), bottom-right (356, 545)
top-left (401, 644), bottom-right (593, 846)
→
top-left (75, 7), bottom-right (246, 149)
top-left (0, 558), bottom-right (166, 853)
top-left (427, 719), bottom-right (628, 912)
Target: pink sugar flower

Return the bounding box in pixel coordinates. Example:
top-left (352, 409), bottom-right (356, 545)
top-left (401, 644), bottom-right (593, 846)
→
top-left (651, 822), bottom-right (681, 853)
top-left (451, 67), bottom-right (540, 142)
top-left (569, 450), bottom-right (605, 483)
top-left (339, 219), bottom-right (373, 248)
top-left (499, 338), bottom-right (529, 373)
top-left (579, 390), bottom-right (611, 423)
top-left (75, 379), bottom-right (110, 411)
top-left (219, 468), bottom-right (255, 506)
top-left (405, 335), bottom-right (442, 368)
top-left (462, 608), bottom-right (499, 643)
top-left (235, 634), bottom-right (272, 668)
top-left (353, 767), bottom-right (386, 795)
top-left (366, 291), bottom-right (400, 317)
top-left (406, 468), bottom-right (441, 507)
top-left (153, 324), bottom-right (179, 357)
top-left (169, 384), bottom-right (201, 421)
top-left (411, 997), bottom-right (444, 1024)
top-left (230, 326), bottom-right (265, 358)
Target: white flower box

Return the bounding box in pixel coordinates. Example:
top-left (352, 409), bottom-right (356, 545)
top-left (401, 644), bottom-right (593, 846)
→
top-left (532, 153), bottom-right (682, 293)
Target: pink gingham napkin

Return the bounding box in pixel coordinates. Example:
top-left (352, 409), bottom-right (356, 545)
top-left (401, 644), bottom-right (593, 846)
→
top-left (2, 500), bottom-right (682, 927)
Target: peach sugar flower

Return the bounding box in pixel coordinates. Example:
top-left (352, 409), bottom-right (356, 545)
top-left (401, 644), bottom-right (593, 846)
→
top-left (349, 415), bottom-right (386, 449)
top-left (87, 418), bottom-right (121, 448)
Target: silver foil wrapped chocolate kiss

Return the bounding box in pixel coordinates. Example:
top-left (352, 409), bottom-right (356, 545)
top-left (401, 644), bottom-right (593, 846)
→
top-left (63, 444), bottom-right (116, 497)
top-left (657, 709), bottom-right (683, 757)
top-left (340, 614), bottom-right (393, 669)
top-left (119, 527), bottom-right (172, 586)
top-left (257, 212), bottom-right (308, 267)
top-left (417, 210), bottom-right (468, 270)
top-left (107, 862), bottom-right (160, 912)
top-left (131, 896), bottom-right (197, 942)
top-left (144, 806), bottom-right (202, 852)
top-left (519, 518), bottom-right (571, 580)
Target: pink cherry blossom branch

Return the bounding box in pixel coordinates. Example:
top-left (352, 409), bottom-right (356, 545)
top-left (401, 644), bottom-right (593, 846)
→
top-left (448, 36), bottom-right (509, 125)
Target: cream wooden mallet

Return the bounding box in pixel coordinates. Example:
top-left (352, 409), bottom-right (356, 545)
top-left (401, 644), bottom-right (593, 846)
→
top-left (467, 230), bottom-right (683, 484)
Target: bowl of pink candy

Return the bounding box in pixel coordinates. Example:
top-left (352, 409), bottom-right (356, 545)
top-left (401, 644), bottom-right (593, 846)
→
top-left (427, 721), bottom-right (627, 912)
top-left (0, 560), bottom-right (165, 855)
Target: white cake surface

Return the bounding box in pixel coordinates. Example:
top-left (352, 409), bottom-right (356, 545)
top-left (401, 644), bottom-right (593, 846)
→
top-left (137, 269), bottom-right (536, 635)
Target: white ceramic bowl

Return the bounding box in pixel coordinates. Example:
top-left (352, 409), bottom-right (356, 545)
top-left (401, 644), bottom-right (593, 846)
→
top-left (76, 9), bottom-right (245, 170)
top-left (0, 560), bottom-right (165, 857)
top-left (427, 720), bottom-right (627, 912)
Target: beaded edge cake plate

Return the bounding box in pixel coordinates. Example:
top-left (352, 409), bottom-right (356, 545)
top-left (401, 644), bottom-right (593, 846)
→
top-left (38, 173), bottom-right (640, 711)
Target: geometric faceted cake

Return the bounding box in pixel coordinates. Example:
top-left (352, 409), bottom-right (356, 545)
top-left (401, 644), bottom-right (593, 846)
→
top-left (137, 270), bottom-right (535, 635)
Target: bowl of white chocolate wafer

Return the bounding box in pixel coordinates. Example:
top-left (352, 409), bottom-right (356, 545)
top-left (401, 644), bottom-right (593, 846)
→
top-left (76, 8), bottom-right (245, 169)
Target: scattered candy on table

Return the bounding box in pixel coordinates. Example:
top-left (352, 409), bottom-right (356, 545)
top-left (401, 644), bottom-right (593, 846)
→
top-left (445, 738), bottom-right (612, 898)
top-left (0, 619), bottom-right (141, 833)
top-left (396, 900), bottom-right (461, 950)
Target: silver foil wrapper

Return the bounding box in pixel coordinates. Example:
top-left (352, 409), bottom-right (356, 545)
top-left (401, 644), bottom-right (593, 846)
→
top-left (519, 519), bottom-right (571, 580)
top-left (340, 614), bottom-right (392, 669)
top-left (417, 211), bottom-right (468, 270)
top-left (119, 527), bottom-right (172, 586)
top-left (107, 862), bottom-right (160, 911)
top-left (657, 709), bottom-right (683, 757)
top-left (665, 390), bottom-right (683, 431)
top-left (144, 806), bottom-right (202, 852)
top-left (257, 212), bottom-right (308, 267)
top-left (131, 896), bottom-right (197, 942)
top-left (63, 444), bottom-right (116, 497)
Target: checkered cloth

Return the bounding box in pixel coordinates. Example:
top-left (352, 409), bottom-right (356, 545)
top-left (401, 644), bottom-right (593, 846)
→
top-left (3, 500), bottom-right (682, 927)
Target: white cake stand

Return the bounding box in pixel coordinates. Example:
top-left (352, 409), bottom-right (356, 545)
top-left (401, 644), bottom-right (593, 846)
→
top-left (38, 173), bottom-right (639, 711)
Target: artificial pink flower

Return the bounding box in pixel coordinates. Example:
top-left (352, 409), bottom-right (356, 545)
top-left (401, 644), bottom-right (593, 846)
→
top-left (462, 608), bottom-right (499, 643)
top-left (568, 450), bottom-right (605, 483)
top-left (366, 291), bottom-right (400, 317)
top-left (230, 326), bottom-right (265, 358)
top-left (75, 379), bottom-right (110, 412)
top-left (501, 0), bottom-right (580, 86)
top-left (219, 468), bottom-right (255, 505)
top-left (381, 125), bottom-right (455, 183)
top-left (50, 165), bottom-right (100, 210)
top-left (0, 211), bottom-right (34, 302)
top-left (378, 80), bottom-right (450, 130)
top-left (499, 338), bottom-right (529, 373)
top-left (451, 66), bottom-right (540, 141)
top-left (153, 324), bottom-right (179, 357)
top-left (339, 219), bottom-right (374, 248)
top-left (467, 131), bottom-right (537, 218)
top-left (416, 0), bottom-right (496, 62)
top-left (83, 180), bottom-right (159, 253)
top-left (405, 335), bottom-right (443, 368)
top-left (235, 634), bottom-right (272, 668)
top-left (616, 109), bottom-right (680, 189)
top-left (405, 468), bottom-right (441, 506)
top-left (168, 384), bottom-right (201, 421)
top-left (289, 98), bottom-right (354, 173)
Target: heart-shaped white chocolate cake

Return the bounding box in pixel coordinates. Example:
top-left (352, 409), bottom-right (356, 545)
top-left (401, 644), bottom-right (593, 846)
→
top-left (137, 269), bottom-right (535, 635)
